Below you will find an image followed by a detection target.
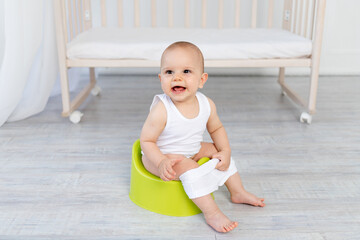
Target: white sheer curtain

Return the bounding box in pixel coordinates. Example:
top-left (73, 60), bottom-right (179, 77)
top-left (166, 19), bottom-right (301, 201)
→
top-left (0, 0), bottom-right (58, 127)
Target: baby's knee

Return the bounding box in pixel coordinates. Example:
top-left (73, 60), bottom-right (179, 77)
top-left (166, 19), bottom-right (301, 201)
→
top-left (172, 157), bottom-right (199, 179)
top-left (142, 155), bottom-right (160, 176)
top-left (183, 158), bottom-right (200, 170)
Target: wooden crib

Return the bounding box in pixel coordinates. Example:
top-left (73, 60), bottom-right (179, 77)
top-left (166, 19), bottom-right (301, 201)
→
top-left (54, 0), bottom-right (326, 124)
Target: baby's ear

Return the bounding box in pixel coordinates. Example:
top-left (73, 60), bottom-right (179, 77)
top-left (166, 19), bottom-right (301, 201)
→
top-left (158, 74), bottom-right (162, 82)
top-left (199, 73), bottom-right (208, 89)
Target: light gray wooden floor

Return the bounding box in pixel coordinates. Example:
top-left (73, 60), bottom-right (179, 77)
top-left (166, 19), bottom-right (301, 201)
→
top-left (0, 74), bottom-right (359, 240)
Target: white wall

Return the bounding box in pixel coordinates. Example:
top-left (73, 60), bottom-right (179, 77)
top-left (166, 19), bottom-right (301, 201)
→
top-left (319, 0), bottom-right (360, 75)
top-left (0, 1), bottom-right (5, 69)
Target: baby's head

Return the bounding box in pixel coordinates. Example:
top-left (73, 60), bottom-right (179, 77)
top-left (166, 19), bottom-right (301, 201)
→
top-left (159, 42), bottom-right (208, 102)
top-left (160, 41), bottom-right (205, 73)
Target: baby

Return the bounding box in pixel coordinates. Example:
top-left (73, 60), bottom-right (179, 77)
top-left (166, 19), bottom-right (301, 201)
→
top-left (140, 41), bottom-right (265, 233)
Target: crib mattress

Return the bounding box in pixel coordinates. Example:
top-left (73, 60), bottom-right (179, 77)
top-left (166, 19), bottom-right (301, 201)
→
top-left (66, 27), bottom-right (312, 60)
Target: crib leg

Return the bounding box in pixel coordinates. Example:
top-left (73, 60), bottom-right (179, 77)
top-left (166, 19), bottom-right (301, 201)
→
top-left (303, 0), bottom-right (326, 123)
top-left (278, 67), bottom-right (285, 95)
top-left (308, 63), bottom-right (320, 116)
top-left (60, 67), bottom-right (71, 117)
top-left (60, 67), bottom-right (99, 123)
top-left (69, 67), bottom-right (97, 113)
top-left (300, 47), bottom-right (321, 124)
top-left (277, 67), bottom-right (306, 108)
top-left (277, 67), bottom-right (314, 123)
top-left (299, 66), bottom-right (319, 124)
top-left (90, 67), bottom-right (96, 85)
top-left (69, 68), bottom-right (98, 123)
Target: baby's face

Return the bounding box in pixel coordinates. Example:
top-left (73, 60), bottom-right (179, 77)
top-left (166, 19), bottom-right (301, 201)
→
top-left (159, 47), bottom-right (207, 104)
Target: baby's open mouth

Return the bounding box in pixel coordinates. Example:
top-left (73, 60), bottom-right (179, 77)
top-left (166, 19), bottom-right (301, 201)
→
top-left (172, 86), bottom-right (186, 93)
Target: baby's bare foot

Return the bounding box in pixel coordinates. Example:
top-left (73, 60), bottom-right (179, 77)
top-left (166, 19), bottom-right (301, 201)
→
top-left (231, 190), bottom-right (265, 207)
top-left (204, 209), bottom-right (238, 233)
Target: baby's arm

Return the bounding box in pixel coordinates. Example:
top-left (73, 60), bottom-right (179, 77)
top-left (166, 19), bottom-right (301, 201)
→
top-left (140, 101), bottom-right (181, 181)
top-left (206, 97), bottom-right (232, 171)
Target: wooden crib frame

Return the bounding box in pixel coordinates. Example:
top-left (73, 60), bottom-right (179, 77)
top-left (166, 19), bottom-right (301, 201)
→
top-left (54, 0), bottom-right (326, 124)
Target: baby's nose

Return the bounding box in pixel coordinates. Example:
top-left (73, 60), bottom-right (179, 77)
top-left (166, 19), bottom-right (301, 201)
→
top-left (173, 74), bottom-right (183, 81)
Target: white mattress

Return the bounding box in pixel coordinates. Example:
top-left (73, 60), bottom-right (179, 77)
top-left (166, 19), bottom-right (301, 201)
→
top-left (67, 27), bottom-right (312, 60)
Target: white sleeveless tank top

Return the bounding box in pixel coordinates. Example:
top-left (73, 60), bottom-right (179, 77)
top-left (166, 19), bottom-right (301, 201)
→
top-left (150, 92), bottom-right (211, 156)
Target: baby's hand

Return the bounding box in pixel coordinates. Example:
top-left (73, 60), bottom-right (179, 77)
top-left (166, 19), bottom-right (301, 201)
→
top-left (158, 158), bottom-right (182, 181)
top-left (212, 151), bottom-right (231, 171)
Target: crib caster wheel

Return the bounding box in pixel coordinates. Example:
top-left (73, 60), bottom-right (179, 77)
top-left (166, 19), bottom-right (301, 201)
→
top-left (300, 112), bottom-right (312, 124)
top-left (91, 85), bottom-right (101, 96)
top-left (69, 111), bottom-right (83, 124)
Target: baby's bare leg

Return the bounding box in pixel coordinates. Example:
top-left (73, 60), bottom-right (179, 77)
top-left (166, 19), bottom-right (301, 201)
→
top-left (171, 156), bottom-right (199, 180)
top-left (142, 154), bottom-right (199, 180)
top-left (192, 142), bottom-right (265, 207)
top-left (142, 154), bottom-right (162, 177)
top-left (142, 142), bottom-right (216, 177)
top-left (143, 151), bottom-right (238, 232)
top-left (192, 194), bottom-right (238, 233)
top-left (225, 173), bottom-right (265, 207)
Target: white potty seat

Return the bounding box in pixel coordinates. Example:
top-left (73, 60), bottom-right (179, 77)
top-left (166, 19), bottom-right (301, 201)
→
top-left (179, 158), bottom-right (237, 199)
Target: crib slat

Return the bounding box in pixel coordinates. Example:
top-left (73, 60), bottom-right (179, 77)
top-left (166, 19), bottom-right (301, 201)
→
top-left (310, 0), bottom-right (316, 39)
top-left (60, 0), bottom-right (69, 42)
top-left (67, 0), bottom-right (74, 40)
top-left (81, 0), bottom-right (85, 31)
top-left (83, 0), bottom-right (92, 31)
top-left (151, 0), bottom-right (156, 27)
top-left (235, 0), bottom-right (240, 28)
top-left (218, 0), bottom-right (223, 29)
top-left (134, 0), bottom-right (140, 27)
top-left (73, 0), bottom-right (78, 35)
top-left (251, 0), bottom-right (257, 28)
top-left (267, 0), bottom-right (274, 28)
top-left (297, 0), bottom-right (304, 35)
top-left (185, 0), bottom-right (190, 28)
top-left (293, 0), bottom-right (298, 33)
top-left (78, 0), bottom-right (83, 32)
top-left (168, 0), bottom-right (173, 27)
top-left (303, 0), bottom-right (310, 37)
top-left (202, 0), bottom-right (207, 28)
top-left (101, 0), bottom-right (106, 27)
top-left (118, 0), bottom-right (123, 27)
top-left (282, 0), bottom-right (293, 31)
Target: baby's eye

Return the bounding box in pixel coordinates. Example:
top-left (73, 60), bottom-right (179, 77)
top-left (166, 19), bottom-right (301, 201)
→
top-left (165, 70), bottom-right (173, 74)
top-left (184, 69), bottom-right (191, 73)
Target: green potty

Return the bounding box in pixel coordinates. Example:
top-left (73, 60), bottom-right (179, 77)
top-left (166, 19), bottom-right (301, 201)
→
top-left (129, 139), bottom-right (210, 217)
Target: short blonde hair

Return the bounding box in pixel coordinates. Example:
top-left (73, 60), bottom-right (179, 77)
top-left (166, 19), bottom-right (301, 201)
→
top-left (161, 41), bottom-right (204, 73)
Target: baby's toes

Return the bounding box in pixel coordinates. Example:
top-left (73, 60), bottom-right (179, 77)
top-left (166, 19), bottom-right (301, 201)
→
top-left (257, 199), bottom-right (265, 207)
top-left (223, 221), bottom-right (238, 232)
